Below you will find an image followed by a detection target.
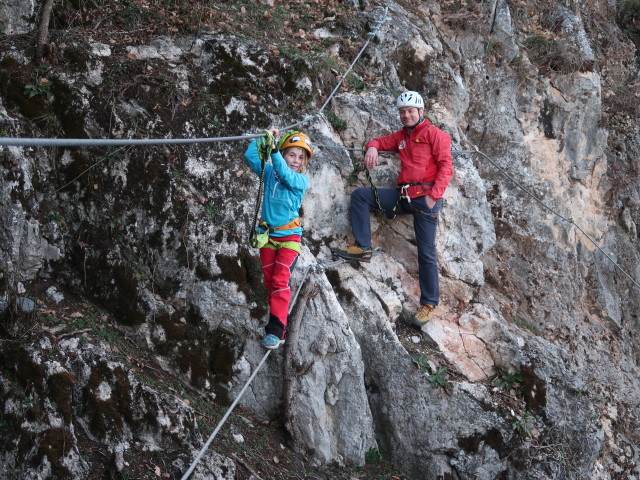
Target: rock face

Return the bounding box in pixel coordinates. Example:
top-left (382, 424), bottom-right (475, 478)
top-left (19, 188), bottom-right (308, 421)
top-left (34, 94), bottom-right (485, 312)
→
top-left (0, 0), bottom-right (35, 35)
top-left (1, 0), bottom-right (640, 479)
top-left (0, 338), bottom-right (206, 479)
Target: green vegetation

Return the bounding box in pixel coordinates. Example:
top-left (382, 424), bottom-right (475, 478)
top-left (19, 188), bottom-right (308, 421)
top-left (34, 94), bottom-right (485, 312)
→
top-left (71, 313), bottom-right (100, 330)
top-left (513, 411), bottom-right (535, 438)
top-left (414, 355), bottom-right (453, 391)
top-left (33, 112), bottom-right (61, 134)
top-left (24, 78), bottom-right (54, 101)
top-left (346, 73), bottom-right (366, 91)
top-left (195, 89), bottom-right (220, 116)
top-left (107, 148), bottom-right (125, 167)
top-left (492, 365), bottom-right (523, 391)
top-left (521, 32), bottom-right (584, 74)
top-left (352, 447), bottom-right (407, 479)
top-left (97, 329), bottom-right (119, 341)
top-left (427, 365), bottom-right (454, 390)
top-left (514, 317), bottom-right (539, 334)
top-left (326, 111), bottom-right (347, 131)
top-left (47, 211), bottom-right (66, 226)
top-left (413, 355), bottom-right (432, 374)
top-left (138, 374), bottom-right (162, 388)
top-left (204, 204), bottom-right (219, 217)
top-left (484, 40), bottom-right (501, 56)
top-left (39, 313), bottom-right (58, 324)
top-left (364, 447), bottom-right (381, 464)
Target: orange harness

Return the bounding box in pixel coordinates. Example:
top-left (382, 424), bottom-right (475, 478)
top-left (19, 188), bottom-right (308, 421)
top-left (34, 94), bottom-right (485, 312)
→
top-left (260, 217), bottom-right (301, 233)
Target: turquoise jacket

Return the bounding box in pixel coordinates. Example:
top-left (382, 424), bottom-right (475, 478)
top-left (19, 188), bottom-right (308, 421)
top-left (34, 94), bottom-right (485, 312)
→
top-left (244, 139), bottom-right (309, 238)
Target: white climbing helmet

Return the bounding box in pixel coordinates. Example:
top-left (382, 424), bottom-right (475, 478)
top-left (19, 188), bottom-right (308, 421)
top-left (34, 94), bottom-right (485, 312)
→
top-left (397, 91), bottom-right (424, 109)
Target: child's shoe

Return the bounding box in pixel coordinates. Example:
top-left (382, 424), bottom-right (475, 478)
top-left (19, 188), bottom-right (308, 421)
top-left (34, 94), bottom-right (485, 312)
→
top-left (260, 334), bottom-right (285, 350)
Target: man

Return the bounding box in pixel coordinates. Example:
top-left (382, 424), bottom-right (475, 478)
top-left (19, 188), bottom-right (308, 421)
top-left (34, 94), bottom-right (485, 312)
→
top-left (334, 91), bottom-right (454, 326)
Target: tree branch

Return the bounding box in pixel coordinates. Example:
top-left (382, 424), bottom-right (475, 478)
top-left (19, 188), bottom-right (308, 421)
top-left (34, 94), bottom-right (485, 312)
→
top-left (37, 0), bottom-right (56, 62)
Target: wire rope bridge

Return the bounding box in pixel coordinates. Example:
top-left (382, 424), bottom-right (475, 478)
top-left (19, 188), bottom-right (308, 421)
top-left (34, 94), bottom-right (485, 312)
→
top-left (1, 4), bottom-right (638, 478)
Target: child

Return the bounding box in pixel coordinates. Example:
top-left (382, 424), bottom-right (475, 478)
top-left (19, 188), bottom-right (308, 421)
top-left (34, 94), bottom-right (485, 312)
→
top-left (244, 128), bottom-right (313, 349)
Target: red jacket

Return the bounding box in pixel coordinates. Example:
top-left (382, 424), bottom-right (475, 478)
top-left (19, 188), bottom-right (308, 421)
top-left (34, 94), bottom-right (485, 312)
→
top-left (366, 119), bottom-right (454, 201)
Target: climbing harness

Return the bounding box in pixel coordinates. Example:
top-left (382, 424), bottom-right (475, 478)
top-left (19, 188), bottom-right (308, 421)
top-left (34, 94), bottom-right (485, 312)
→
top-left (268, 217), bottom-right (301, 233)
top-left (394, 183), bottom-right (435, 217)
top-left (3, 1), bottom-right (635, 477)
top-left (179, 11), bottom-right (391, 479)
top-left (351, 147), bottom-right (433, 219)
top-left (263, 236), bottom-right (302, 254)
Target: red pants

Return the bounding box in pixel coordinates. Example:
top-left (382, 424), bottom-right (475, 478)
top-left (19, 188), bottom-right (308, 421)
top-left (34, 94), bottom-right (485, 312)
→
top-left (259, 240), bottom-right (299, 339)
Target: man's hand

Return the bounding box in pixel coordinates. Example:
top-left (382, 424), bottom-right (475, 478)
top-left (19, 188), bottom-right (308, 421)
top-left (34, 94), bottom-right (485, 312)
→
top-left (363, 147), bottom-right (379, 169)
top-left (425, 195), bottom-right (436, 209)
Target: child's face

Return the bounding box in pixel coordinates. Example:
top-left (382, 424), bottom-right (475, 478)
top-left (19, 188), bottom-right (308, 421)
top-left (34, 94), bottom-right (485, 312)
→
top-left (282, 147), bottom-right (308, 172)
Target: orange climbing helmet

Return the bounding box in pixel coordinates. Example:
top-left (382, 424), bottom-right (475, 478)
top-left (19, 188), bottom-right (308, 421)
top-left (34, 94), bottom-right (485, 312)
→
top-left (277, 131), bottom-right (313, 159)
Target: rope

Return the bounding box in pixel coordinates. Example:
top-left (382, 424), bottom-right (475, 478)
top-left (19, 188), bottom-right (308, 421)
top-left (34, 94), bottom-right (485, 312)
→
top-left (5, 14), bottom-right (391, 479)
top-left (248, 132), bottom-right (274, 248)
top-left (0, 7), bottom-right (389, 149)
top-left (289, 266), bottom-right (313, 310)
top-left (181, 248), bottom-right (327, 480)
top-left (181, 240), bottom-right (383, 476)
top-left (3, 0), bottom-right (636, 298)
top-left (278, 6), bottom-right (388, 133)
top-left (331, 141), bottom-right (640, 292)
top-left (472, 146), bottom-right (640, 290)
top-left (180, 348), bottom-right (272, 480)
top-left (316, 8), bottom-right (388, 115)
top-left (0, 133), bottom-right (264, 147)
top-left (314, 143), bottom-right (476, 155)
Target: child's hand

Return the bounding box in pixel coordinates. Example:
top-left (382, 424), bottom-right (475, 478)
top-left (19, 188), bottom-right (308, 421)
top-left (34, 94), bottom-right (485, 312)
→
top-left (257, 129), bottom-right (276, 148)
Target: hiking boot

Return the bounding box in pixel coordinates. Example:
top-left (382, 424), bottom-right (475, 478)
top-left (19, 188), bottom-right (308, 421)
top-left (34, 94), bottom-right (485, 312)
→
top-left (260, 334), bottom-right (285, 350)
top-left (410, 304), bottom-right (436, 327)
top-left (333, 245), bottom-right (373, 262)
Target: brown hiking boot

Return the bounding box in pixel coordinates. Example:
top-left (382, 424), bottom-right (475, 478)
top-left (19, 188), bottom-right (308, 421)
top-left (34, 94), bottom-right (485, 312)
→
top-left (333, 244), bottom-right (373, 262)
top-left (410, 304), bottom-right (436, 326)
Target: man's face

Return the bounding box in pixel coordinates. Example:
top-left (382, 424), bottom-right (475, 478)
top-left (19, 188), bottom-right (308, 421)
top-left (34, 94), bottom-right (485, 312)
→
top-left (399, 106), bottom-right (424, 127)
